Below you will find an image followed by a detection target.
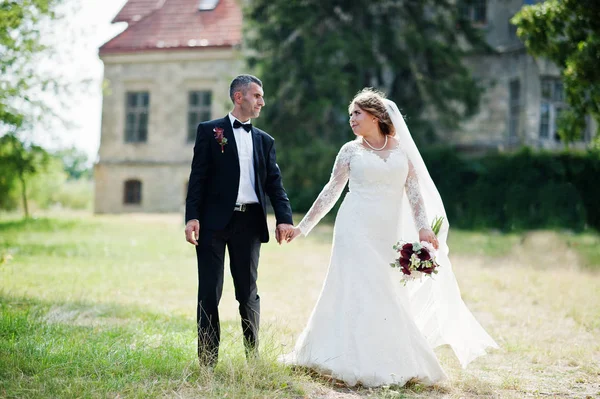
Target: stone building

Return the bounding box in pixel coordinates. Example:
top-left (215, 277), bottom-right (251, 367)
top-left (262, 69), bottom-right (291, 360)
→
top-left (454, 0), bottom-right (597, 152)
top-left (94, 0), bottom-right (597, 213)
top-left (95, 0), bottom-right (243, 213)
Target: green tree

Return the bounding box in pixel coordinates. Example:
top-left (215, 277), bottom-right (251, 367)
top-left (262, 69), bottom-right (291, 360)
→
top-left (1, 1), bottom-right (69, 216)
top-left (244, 0), bottom-right (491, 210)
top-left (512, 0), bottom-right (600, 147)
top-left (0, 0), bottom-right (64, 130)
top-left (54, 146), bottom-right (91, 180)
top-left (0, 133), bottom-right (50, 217)
top-left (557, 109), bottom-right (587, 149)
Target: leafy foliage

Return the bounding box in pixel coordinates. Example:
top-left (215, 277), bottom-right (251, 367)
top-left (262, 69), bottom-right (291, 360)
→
top-left (423, 147), bottom-right (600, 231)
top-left (512, 0), bottom-right (600, 146)
top-left (53, 146), bottom-right (91, 180)
top-left (0, 0), bottom-right (64, 130)
top-left (244, 0), bottom-right (491, 211)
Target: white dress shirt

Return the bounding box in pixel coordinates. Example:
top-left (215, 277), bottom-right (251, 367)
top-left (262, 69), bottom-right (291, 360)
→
top-left (229, 113), bottom-right (259, 204)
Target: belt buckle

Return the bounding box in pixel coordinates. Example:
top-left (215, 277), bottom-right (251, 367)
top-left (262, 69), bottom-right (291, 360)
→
top-left (235, 203), bottom-right (247, 212)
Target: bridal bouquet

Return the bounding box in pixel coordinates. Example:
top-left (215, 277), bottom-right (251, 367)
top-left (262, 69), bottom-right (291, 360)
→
top-left (390, 216), bottom-right (444, 285)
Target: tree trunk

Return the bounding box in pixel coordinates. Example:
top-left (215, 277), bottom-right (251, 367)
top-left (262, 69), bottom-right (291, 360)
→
top-left (18, 171), bottom-right (29, 218)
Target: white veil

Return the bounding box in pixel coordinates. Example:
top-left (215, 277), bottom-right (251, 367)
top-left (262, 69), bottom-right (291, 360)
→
top-left (384, 99), bottom-right (499, 368)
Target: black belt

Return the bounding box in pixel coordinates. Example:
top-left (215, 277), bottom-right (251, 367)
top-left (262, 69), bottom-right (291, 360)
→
top-left (234, 203), bottom-right (259, 212)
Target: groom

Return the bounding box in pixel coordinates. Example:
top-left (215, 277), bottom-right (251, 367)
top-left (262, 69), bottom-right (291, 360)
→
top-left (184, 74), bottom-right (294, 366)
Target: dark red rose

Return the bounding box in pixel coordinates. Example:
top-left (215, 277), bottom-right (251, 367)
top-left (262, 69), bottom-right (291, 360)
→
top-left (213, 127), bottom-right (224, 140)
top-left (401, 266), bottom-right (412, 275)
top-left (399, 257), bottom-right (410, 267)
top-left (417, 249), bottom-right (431, 261)
top-left (400, 249), bottom-right (413, 259)
top-left (402, 243), bottom-right (413, 251)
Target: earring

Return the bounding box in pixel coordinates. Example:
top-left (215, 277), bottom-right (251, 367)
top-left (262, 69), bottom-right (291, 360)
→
top-left (372, 119), bottom-right (377, 123)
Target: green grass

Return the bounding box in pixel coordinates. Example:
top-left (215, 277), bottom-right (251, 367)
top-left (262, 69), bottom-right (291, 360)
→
top-left (447, 228), bottom-right (600, 271)
top-left (1, 212), bottom-right (599, 398)
top-left (0, 295), bottom-right (309, 399)
top-left (1, 296), bottom-right (191, 398)
top-left (446, 229), bottom-right (522, 258)
top-left (563, 231), bottom-right (600, 271)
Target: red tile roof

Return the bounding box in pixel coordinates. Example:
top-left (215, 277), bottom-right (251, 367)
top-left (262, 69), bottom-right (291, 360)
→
top-left (100, 0), bottom-right (242, 55)
top-left (111, 0), bottom-right (162, 24)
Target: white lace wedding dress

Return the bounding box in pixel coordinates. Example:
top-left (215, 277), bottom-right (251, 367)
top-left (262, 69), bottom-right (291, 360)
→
top-left (281, 138), bottom-right (497, 387)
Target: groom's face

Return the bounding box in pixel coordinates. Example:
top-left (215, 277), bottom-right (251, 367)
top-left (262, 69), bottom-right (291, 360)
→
top-left (238, 82), bottom-right (265, 120)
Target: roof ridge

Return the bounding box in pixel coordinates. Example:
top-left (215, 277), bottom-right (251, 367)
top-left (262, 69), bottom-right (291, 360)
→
top-left (111, 0), bottom-right (166, 24)
top-left (100, 0), bottom-right (242, 55)
top-left (101, 0), bottom-right (169, 52)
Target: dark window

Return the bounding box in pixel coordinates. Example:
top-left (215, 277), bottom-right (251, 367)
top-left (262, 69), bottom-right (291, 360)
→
top-left (539, 102), bottom-right (550, 139)
top-left (460, 0), bottom-right (487, 24)
top-left (508, 79), bottom-right (521, 142)
top-left (539, 78), bottom-right (591, 143)
top-left (539, 77), bottom-right (566, 141)
top-left (187, 91), bottom-right (212, 142)
top-left (124, 180), bottom-right (142, 204)
top-left (125, 92), bottom-right (149, 143)
top-left (508, 21), bottom-right (518, 39)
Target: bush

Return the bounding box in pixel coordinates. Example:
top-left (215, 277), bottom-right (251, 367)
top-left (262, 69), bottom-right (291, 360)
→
top-left (288, 145), bottom-right (599, 231)
top-left (420, 147), bottom-right (599, 231)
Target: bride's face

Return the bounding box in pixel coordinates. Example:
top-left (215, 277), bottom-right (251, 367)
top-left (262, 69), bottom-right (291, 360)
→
top-left (349, 103), bottom-right (375, 137)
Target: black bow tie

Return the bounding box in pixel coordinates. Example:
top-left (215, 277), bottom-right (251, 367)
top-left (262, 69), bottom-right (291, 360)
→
top-left (233, 120), bottom-right (252, 132)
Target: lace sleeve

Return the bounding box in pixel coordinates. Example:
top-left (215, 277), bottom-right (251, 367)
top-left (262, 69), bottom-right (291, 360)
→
top-left (405, 157), bottom-right (430, 232)
top-left (297, 142), bottom-right (355, 236)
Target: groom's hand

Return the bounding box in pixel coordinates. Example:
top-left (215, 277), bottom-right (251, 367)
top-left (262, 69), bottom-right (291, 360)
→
top-left (275, 223), bottom-right (294, 245)
top-left (185, 219), bottom-right (200, 246)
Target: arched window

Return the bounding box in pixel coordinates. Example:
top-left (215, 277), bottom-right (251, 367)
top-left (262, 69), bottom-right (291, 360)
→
top-left (124, 179), bottom-right (142, 204)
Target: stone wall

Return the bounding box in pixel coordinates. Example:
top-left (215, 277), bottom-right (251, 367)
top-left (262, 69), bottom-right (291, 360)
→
top-left (94, 162), bottom-right (190, 214)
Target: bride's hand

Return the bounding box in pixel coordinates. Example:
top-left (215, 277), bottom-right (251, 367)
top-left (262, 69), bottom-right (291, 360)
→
top-left (419, 228), bottom-right (439, 249)
top-left (286, 227), bottom-right (302, 243)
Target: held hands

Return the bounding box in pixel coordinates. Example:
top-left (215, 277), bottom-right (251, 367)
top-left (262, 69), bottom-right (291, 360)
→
top-left (275, 224), bottom-right (301, 245)
top-left (286, 227), bottom-right (302, 243)
top-left (419, 228), bottom-right (439, 250)
top-left (275, 223), bottom-right (294, 245)
top-left (185, 219), bottom-right (200, 246)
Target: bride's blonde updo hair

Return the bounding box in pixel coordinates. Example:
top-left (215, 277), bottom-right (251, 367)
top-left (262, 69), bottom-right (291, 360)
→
top-left (349, 87), bottom-right (395, 136)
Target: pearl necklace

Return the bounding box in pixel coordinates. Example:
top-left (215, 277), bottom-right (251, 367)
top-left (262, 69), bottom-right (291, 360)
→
top-left (362, 135), bottom-right (388, 151)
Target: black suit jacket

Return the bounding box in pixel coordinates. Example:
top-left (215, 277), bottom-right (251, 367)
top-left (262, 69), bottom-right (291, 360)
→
top-left (185, 115), bottom-right (293, 243)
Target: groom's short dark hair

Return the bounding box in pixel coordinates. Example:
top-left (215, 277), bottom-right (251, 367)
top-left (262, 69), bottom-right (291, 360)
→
top-left (229, 74), bottom-right (263, 103)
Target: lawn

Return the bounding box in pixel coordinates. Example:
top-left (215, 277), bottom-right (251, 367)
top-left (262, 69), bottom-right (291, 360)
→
top-left (1, 212), bottom-right (599, 398)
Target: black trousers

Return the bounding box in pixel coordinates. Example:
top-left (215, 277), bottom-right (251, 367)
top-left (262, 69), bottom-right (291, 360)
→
top-left (195, 204), bottom-right (262, 365)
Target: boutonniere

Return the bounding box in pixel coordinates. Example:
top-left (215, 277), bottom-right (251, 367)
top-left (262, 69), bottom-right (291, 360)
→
top-left (213, 127), bottom-right (228, 153)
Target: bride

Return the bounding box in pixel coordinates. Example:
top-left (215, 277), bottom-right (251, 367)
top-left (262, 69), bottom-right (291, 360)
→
top-left (282, 88), bottom-right (498, 387)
